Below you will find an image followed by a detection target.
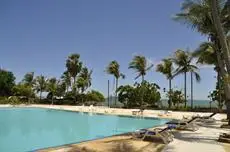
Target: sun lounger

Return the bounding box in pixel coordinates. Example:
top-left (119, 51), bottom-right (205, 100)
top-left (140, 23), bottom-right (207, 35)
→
top-left (218, 133), bottom-right (230, 143)
top-left (194, 113), bottom-right (217, 124)
top-left (192, 112), bottom-right (217, 119)
top-left (132, 125), bottom-right (176, 144)
top-left (166, 117), bottom-right (199, 131)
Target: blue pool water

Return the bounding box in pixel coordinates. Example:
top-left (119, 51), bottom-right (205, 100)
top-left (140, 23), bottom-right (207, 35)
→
top-left (0, 108), bottom-right (169, 152)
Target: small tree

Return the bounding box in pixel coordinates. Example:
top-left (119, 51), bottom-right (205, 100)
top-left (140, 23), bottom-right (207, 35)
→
top-left (0, 69), bottom-right (15, 96)
top-left (86, 90), bottom-right (105, 102)
top-left (117, 81), bottom-right (161, 108)
top-left (167, 89), bottom-right (185, 108)
top-left (208, 78), bottom-right (225, 110)
top-left (12, 84), bottom-right (35, 103)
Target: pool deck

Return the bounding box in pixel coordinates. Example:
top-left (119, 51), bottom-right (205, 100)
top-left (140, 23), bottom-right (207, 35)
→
top-left (0, 104), bottom-right (229, 152)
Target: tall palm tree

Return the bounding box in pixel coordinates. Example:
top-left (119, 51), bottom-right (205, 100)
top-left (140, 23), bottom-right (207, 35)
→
top-left (106, 60), bottom-right (125, 105)
top-left (156, 58), bottom-right (174, 108)
top-left (66, 54), bottom-right (83, 91)
top-left (175, 0), bottom-right (230, 120)
top-left (129, 55), bottom-right (153, 82)
top-left (77, 67), bottom-right (93, 93)
top-left (172, 50), bottom-right (201, 108)
top-left (22, 72), bottom-right (35, 87)
top-left (35, 75), bottom-right (47, 101)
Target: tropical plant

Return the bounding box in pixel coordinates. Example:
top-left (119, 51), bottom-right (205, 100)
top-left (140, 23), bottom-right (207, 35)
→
top-left (86, 90), bottom-right (105, 102)
top-left (47, 77), bottom-right (58, 104)
top-left (211, 0), bottom-right (230, 121)
top-left (175, 0), bottom-right (230, 121)
top-left (156, 58), bottom-right (174, 108)
top-left (172, 50), bottom-right (201, 108)
top-left (135, 81), bottom-right (161, 107)
top-left (117, 85), bottom-right (135, 108)
top-left (0, 69), bottom-right (15, 96)
top-left (61, 71), bottom-right (71, 92)
top-left (117, 81), bottom-right (161, 108)
top-left (208, 78), bottom-right (225, 111)
top-left (167, 89), bottom-right (185, 108)
top-left (77, 67), bottom-right (93, 93)
top-left (56, 81), bottom-right (66, 97)
top-left (106, 60), bottom-right (125, 105)
top-left (193, 42), bottom-right (217, 65)
top-left (211, 0), bottom-right (230, 71)
top-left (12, 83), bottom-right (35, 101)
top-left (22, 72), bottom-right (35, 87)
top-left (66, 54), bottom-right (83, 91)
top-left (34, 75), bottom-right (47, 101)
top-left (129, 55), bottom-right (153, 82)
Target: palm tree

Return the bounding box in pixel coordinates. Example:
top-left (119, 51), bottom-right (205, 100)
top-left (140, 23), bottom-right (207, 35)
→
top-left (35, 75), bottom-right (47, 101)
top-left (106, 61), bottom-right (125, 105)
top-left (156, 58), bottom-right (174, 108)
top-left (77, 67), bottom-right (93, 93)
top-left (47, 77), bottom-right (57, 105)
top-left (129, 55), bottom-right (153, 82)
top-left (175, 0), bottom-right (230, 120)
top-left (174, 0), bottom-right (230, 73)
top-left (66, 54), bottom-right (83, 91)
top-left (193, 42), bottom-right (217, 65)
top-left (172, 50), bottom-right (201, 108)
top-left (22, 72), bottom-right (35, 87)
top-left (61, 71), bottom-right (71, 92)
top-left (211, 0), bottom-right (230, 71)
top-left (193, 42), bottom-right (224, 110)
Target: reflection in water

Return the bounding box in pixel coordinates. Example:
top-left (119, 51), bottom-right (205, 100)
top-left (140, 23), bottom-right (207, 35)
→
top-left (0, 108), bottom-right (168, 152)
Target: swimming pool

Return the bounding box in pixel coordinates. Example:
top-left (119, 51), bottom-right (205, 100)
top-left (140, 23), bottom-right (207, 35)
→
top-left (0, 107), bottom-right (169, 152)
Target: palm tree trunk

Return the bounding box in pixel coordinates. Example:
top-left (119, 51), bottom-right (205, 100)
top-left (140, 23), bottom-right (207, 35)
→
top-left (107, 80), bottom-right (110, 107)
top-left (212, 0), bottom-right (230, 124)
top-left (211, 0), bottom-right (230, 73)
top-left (191, 72), bottom-right (193, 110)
top-left (169, 78), bottom-right (172, 108)
top-left (73, 77), bottom-right (77, 104)
top-left (51, 95), bottom-right (54, 105)
top-left (141, 75), bottom-right (144, 83)
top-left (216, 48), bottom-right (230, 123)
top-left (40, 90), bottom-right (42, 101)
top-left (141, 75), bottom-right (145, 109)
top-left (217, 71), bottom-right (222, 111)
top-left (115, 78), bottom-right (118, 106)
top-left (184, 72), bottom-right (187, 108)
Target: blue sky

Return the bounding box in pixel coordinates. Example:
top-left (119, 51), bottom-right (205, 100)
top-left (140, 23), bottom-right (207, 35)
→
top-left (0, 0), bottom-right (216, 99)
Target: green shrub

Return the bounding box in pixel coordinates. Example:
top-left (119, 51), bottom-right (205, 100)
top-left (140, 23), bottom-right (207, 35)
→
top-left (0, 97), bottom-right (9, 104)
top-left (8, 96), bottom-right (21, 105)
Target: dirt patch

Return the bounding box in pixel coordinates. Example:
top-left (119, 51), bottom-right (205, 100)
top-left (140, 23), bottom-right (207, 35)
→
top-left (39, 135), bottom-right (165, 152)
top-left (220, 143), bottom-right (230, 152)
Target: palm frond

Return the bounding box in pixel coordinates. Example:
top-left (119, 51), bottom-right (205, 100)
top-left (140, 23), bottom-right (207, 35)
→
top-left (146, 64), bottom-right (154, 71)
top-left (194, 72), bottom-right (201, 82)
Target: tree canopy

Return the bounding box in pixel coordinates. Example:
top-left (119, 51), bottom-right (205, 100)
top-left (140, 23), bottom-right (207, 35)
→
top-left (0, 69), bottom-right (15, 96)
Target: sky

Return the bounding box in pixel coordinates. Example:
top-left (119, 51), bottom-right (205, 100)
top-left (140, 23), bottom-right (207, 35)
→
top-left (0, 0), bottom-right (217, 100)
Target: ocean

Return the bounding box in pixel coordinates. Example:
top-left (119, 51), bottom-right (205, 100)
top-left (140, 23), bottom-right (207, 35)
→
top-left (160, 99), bottom-right (225, 109)
top-left (105, 97), bottom-right (224, 109)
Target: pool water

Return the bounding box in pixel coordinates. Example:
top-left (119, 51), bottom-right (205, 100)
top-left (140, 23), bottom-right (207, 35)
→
top-left (0, 108), bottom-right (169, 152)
